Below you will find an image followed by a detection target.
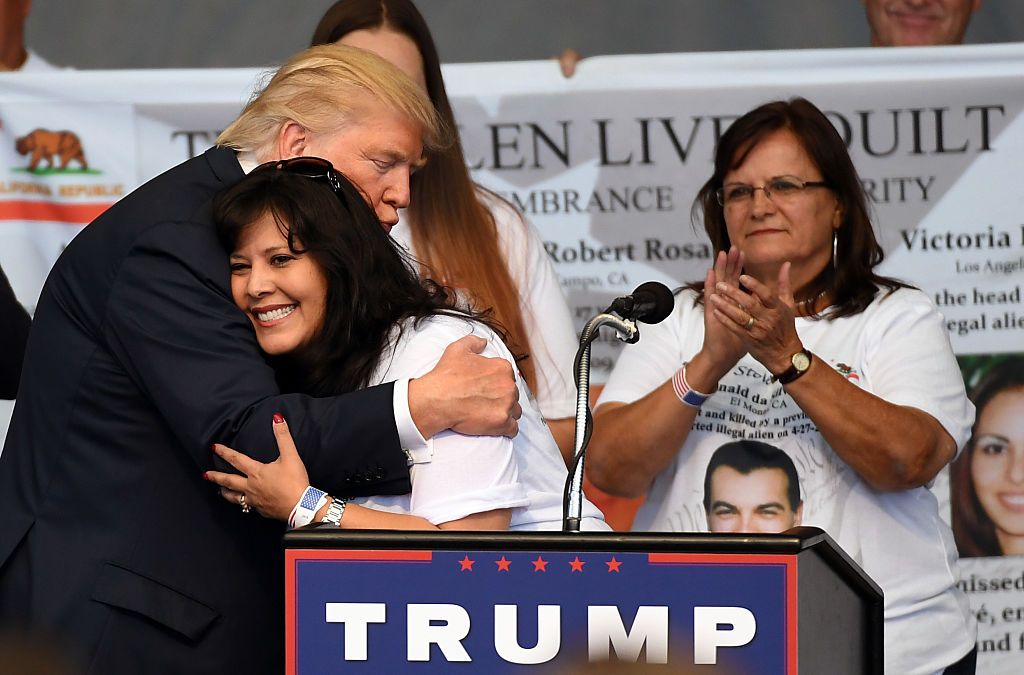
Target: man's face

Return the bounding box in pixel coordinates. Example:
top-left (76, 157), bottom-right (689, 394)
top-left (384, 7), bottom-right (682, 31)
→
top-left (292, 102), bottom-right (425, 233)
top-left (864, 0), bottom-right (980, 47)
top-left (707, 466), bottom-right (802, 534)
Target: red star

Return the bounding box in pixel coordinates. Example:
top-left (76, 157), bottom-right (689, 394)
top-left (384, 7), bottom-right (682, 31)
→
top-left (532, 556), bottom-right (548, 572)
top-left (458, 555), bottom-right (475, 571)
top-left (569, 556), bottom-right (585, 572)
top-left (606, 557), bottom-right (622, 573)
top-left (495, 556), bottom-right (512, 572)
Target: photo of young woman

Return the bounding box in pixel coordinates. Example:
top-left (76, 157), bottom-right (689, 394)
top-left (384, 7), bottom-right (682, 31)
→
top-left (951, 355), bottom-right (1024, 558)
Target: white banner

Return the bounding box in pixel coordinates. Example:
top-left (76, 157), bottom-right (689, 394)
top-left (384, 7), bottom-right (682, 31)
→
top-left (2, 44), bottom-right (1023, 672)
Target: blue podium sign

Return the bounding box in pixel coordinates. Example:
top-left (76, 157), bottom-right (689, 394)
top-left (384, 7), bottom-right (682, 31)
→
top-left (285, 547), bottom-right (796, 673)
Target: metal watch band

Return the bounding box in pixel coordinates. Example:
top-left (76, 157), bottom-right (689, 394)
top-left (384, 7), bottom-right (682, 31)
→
top-left (322, 496), bottom-right (348, 527)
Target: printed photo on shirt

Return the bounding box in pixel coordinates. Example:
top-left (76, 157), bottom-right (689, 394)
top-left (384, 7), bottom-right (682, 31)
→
top-left (702, 440), bottom-right (803, 534)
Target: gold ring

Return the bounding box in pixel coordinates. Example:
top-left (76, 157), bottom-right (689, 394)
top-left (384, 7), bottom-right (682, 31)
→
top-left (744, 316), bottom-right (755, 330)
top-left (239, 494), bottom-right (251, 514)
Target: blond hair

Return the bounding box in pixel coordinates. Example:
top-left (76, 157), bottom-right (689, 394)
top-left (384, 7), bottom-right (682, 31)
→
top-left (217, 44), bottom-right (446, 158)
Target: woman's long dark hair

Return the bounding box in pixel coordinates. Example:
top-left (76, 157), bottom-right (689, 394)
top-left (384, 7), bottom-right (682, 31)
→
top-left (950, 357), bottom-right (1024, 557)
top-left (213, 166), bottom-right (498, 396)
top-left (310, 0), bottom-right (539, 394)
top-left (691, 97), bottom-right (910, 319)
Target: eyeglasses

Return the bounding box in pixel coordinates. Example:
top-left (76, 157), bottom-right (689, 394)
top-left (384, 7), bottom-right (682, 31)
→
top-left (254, 156), bottom-right (349, 203)
top-left (715, 176), bottom-right (829, 207)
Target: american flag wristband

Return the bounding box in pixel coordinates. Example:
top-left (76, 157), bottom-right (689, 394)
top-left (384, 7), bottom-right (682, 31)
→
top-left (672, 363), bottom-right (711, 408)
top-left (288, 486), bottom-right (328, 530)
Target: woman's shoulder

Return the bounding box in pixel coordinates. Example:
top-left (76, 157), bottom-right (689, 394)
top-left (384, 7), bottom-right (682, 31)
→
top-left (836, 285), bottom-right (949, 343)
top-left (375, 314), bottom-right (510, 383)
top-left (866, 285), bottom-right (935, 317)
top-left (399, 314), bottom-right (512, 359)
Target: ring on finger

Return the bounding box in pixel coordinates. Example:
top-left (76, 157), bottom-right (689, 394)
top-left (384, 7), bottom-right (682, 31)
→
top-left (744, 315), bottom-right (755, 330)
top-left (239, 493), bottom-right (251, 514)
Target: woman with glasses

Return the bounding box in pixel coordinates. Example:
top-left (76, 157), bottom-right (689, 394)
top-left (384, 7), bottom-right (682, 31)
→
top-left (309, 0), bottom-right (580, 461)
top-left (588, 98), bottom-right (976, 674)
top-left (203, 159), bottom-right (607, 532)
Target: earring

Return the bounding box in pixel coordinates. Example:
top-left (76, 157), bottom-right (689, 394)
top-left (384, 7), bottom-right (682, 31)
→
top-left (832, 230), bottom-right (838, 271)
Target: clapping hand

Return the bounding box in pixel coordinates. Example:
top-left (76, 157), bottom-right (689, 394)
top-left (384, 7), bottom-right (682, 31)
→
top-left (701, 246), bottom-right (749, 372)
top-left (708, 261), bottom-right (804, 376)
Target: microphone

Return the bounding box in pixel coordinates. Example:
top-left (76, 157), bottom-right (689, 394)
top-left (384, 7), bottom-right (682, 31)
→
top-left (608, 281), bottom-right (674, 324)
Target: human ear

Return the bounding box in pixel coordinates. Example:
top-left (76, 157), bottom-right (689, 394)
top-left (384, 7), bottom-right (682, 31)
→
top-left (274, 121), bottom-right (311, 160)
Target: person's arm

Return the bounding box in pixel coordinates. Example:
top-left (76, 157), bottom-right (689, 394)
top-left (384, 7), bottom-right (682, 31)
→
top-left (336, 502), bottom-right (511, 531)
top-left (406, 336), bottom-right (520, 439)
top-left (370, 320), bottom-right (533, 525)
top-left (0, 266), bottom-right (31, 399)
top-left (588, 250), bottom-right (748, 496)
top-left (103, 222), bottom-right (517, 497)
top-left (711, 268), bottom-right (967, 491)
top-left (208, 320), bottom-right (530, 530)
top-left (102, 220), bottom-right (406, 497)
top-left (205, 413), bottom-right (513, 531)
top-left (775, 355), bottom-right (956, 490)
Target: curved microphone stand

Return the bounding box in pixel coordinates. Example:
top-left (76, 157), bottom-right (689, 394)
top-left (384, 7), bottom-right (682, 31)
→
top-left (562, 312), bottom-right (639, 532)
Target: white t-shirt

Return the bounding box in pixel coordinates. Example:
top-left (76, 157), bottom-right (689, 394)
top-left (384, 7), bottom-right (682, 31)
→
top-left (391, 191), bottom-right (578, 420)
top-left (599, 287), bottom-right (975, 675)
top-left (357, 314), bottom-right (607, 532)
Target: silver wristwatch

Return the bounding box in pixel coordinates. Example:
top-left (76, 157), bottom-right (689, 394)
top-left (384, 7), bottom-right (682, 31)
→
top-left (322, 496), bottom-right (348, 527)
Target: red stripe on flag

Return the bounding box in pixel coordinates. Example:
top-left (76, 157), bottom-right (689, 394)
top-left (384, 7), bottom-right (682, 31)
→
top-left (0, 200), bottom-right (112, 223)
top-left (291, 549), bottom-right (433, 562)
top-left (648, 552), bottom-right (794, 565)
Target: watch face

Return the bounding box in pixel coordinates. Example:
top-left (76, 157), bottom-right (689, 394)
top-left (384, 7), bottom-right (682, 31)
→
top-left (792, 351), bottom-right (811, 371)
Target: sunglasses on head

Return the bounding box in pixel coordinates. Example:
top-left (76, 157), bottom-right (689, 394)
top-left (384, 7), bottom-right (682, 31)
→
top-left (254, 156), bottom-right (351, 204)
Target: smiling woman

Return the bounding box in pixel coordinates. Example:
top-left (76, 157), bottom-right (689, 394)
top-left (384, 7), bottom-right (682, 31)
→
top-left (228, 209), bottom-right (328, 357)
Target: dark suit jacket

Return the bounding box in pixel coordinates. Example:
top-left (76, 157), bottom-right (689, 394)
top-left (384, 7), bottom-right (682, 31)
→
top-left (0, 147), bottom-right (411, 673)
top-left (0, 265), bottom-right (30, 398)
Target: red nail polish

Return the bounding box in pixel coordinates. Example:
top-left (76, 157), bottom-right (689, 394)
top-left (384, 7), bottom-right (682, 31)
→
top-left (273, 413), bottom-right (285, 424)
top-left (210, 443), bottom-right (217, 451)
top-left (202, 472), bottom-right (209, 481)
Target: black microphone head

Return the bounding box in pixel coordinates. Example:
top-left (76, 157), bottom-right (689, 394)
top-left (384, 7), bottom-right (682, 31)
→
top-left (632, 281), bottom-right (675, 324)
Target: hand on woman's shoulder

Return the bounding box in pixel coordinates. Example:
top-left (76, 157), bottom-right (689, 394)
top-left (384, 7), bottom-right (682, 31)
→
top-left (374, 314), bottom-right (513, 383)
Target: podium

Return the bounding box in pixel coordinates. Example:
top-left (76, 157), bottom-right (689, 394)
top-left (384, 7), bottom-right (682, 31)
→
top-left (284, 526), bottom-right (882, 674)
